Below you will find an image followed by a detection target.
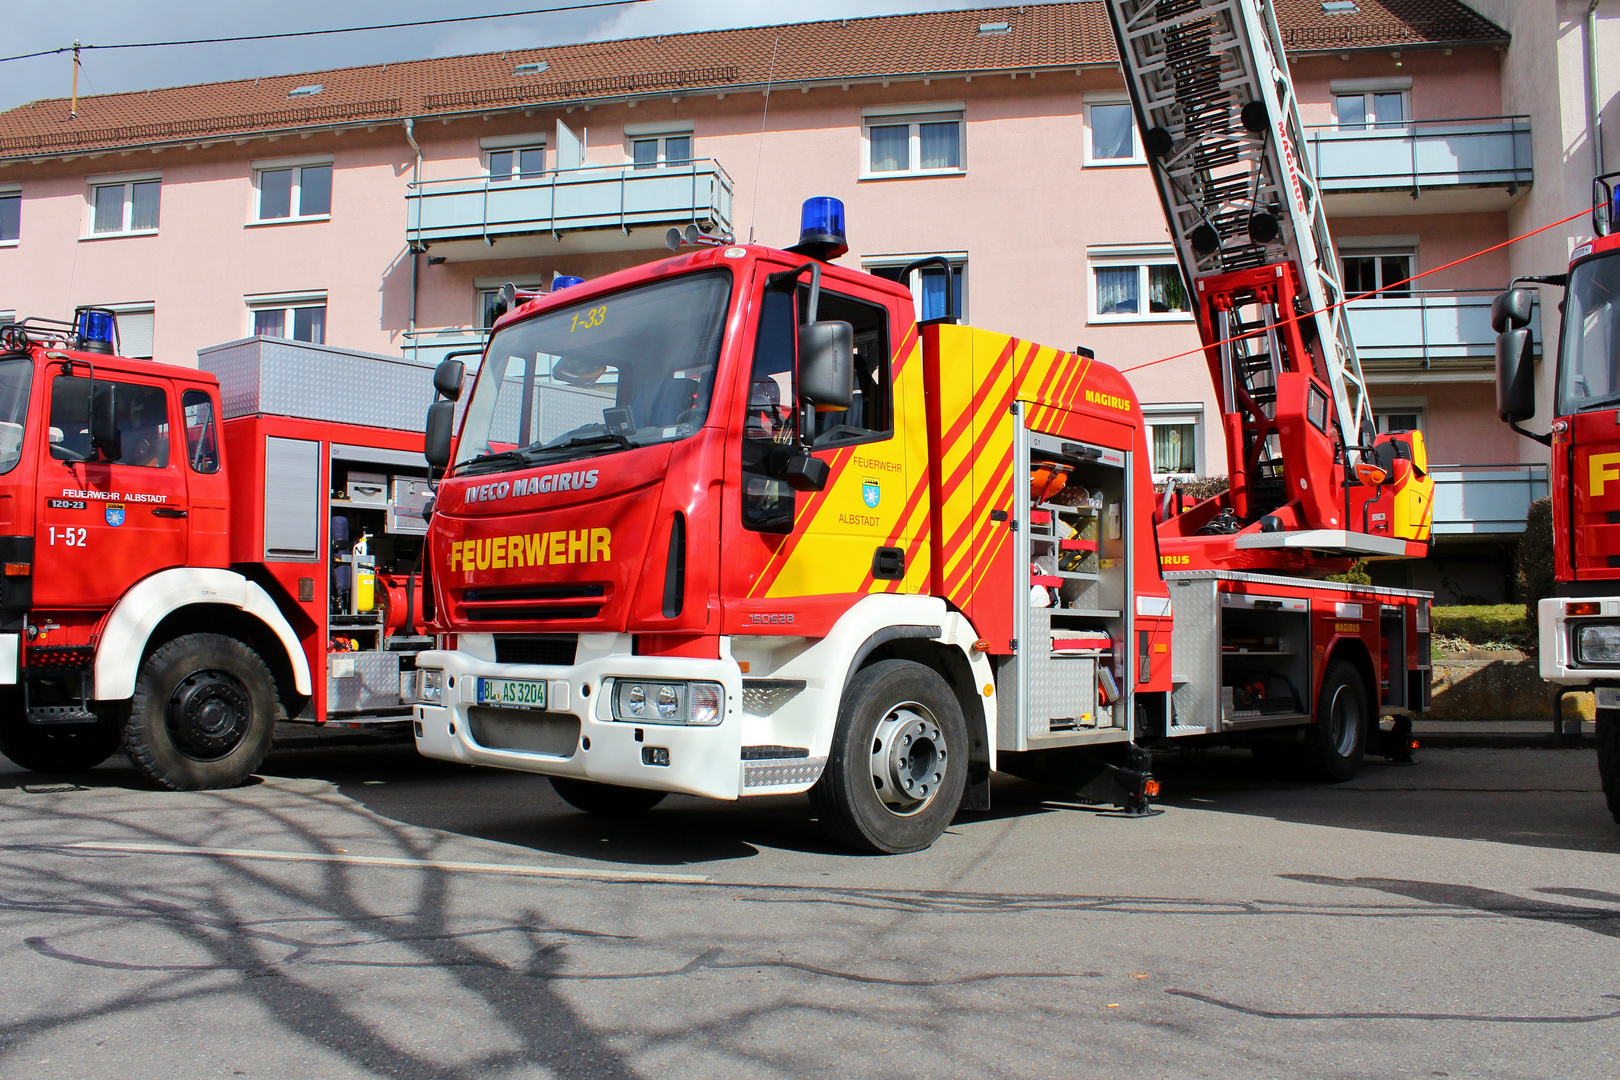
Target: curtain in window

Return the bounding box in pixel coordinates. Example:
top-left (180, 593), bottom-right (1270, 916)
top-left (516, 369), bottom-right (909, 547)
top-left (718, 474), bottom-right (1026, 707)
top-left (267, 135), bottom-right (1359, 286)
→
top-left (664, 135), bottom-right (692, 166)
top-left (919, 267), bottom-right (964, 321)
top-left (869, 125), bottom-right (908, 172)
top-left (1148, 265), bottom-right (1188, 313)
top-left (1373, 92), bottom-right (1406, 127)
top-left (1090, 104), bottom-right (1134, 159)
top-left (253, 310), bottom-right (284, 338)
top-left (632, 141), bottom-right (659, 169)
top-left (93, 185), bottom-right (125, 232)
top-left (1152, 424), bottom-right (1195, 474)
top-left (1095, 266), bottom-right (1138, 314)
top-left (130, 181), bottom-right (160, 231)
top-left (292, 306), bottom-right (326, 345)
top-left (0, 194), bottom-right (17, 242)
top-left (919, 122), bottom-right (959, 169)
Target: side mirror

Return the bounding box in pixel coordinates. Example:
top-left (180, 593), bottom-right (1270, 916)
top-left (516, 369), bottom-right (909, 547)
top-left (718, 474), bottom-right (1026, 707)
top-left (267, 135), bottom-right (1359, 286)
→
top-left (798, 321), bottom-right (854, 409)
top-left (1496, 326), bottom-right (1537, 423)
top-left (424, 399), bottom-right (455, 469)
top-left (90, 383), bottom-right (121, 462)
top-left (433, 359), bottom-right (465, 402)
top-left (1491, 288), bottom-right (1534, 333)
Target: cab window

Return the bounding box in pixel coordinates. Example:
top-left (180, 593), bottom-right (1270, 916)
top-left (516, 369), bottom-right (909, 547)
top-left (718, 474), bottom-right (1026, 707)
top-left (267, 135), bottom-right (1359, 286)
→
top-left (181, 389), bottom-right (220, 473)
top-left (801, 287), bottom-right (892, 447)
top-left (49, 376), bottom-right (171, 468)
top-left (741, 289), bottom-right (797, 533)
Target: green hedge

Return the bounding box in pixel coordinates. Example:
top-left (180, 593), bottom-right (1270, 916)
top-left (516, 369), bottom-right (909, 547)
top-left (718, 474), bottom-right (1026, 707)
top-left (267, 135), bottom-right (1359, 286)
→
top-left (1517, 495), bottom-right (1555, 624)
top-left (1431, 604), bottom-right (1532, 647)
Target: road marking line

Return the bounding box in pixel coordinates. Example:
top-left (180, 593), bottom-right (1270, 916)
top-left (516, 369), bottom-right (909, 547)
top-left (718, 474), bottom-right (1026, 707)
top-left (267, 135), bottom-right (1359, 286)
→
top-left (62, 842), bottom-right (710, 884)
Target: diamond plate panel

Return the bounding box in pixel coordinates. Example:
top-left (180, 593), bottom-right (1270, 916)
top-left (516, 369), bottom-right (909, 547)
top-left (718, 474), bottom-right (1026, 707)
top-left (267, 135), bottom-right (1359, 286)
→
top-left (743, 757), bottom-right (827, 788)
top-left (1169, 577), bottom-right (1220, 729)
top-left (328, 650), bottom-right (402, 714)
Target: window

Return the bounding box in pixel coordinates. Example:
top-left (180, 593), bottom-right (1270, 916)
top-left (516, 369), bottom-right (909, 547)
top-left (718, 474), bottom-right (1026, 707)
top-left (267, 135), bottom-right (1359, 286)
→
top-left (0, 187), bottom-right (17, 244)
top-left (49, 376), bottom-right (171, 468)
top-left (489, 146), bottom-right (546, 182)
top-left (866, 256), bottom-right (967, 323)
top-left (181, 389), bottom-right (220, 473)
top-left (477, 278), bottom-right (546, 328)
top-left (630, 133), bottom-right (693, 170)
top-left (1341, 248), bottom-right (1413, 298)
top-left (1085, 98), bottom-right (1143, 165)
top-left (96, 305), bottom-right (154, 359)
top-left (1335, 89), bottom-right (1408, 130)
top-left (1373, 401), bottom-right (1425, 435)
top-left (249, 293), bottom-right (327, 344)
top-left (88, 176), bottom-right (160, 235)
top-left (862, 104), bottom-right (964, 178)
top-left (1143, 407), bottom-right (1202, 479)
top-left (254, 159), bottom-right (332, 221)
top-left (1088, 250), bottom-right (1191, 322)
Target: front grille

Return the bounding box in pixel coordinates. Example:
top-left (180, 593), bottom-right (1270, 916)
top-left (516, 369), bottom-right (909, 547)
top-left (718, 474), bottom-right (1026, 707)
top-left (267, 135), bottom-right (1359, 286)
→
top-left (466, 708), bottom-right (579, 757)
top-left (462, 584), bottom-right (605, 602)
top-left (494, 634), bottom-right (578, 666)
top-left (470, 606), bottom-right (601, 623)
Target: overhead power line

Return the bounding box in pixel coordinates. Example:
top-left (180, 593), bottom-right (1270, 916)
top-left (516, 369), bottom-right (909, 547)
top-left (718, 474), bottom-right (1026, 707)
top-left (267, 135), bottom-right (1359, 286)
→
top-left (0, 0), bottom-right (653, 66)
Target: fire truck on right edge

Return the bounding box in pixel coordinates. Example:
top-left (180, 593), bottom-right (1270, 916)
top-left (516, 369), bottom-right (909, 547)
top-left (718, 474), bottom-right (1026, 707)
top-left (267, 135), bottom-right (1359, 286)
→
top-left (1495, 170), bottom-right (1620, 826)
top-left (405, 0), bottom-right (1437, 853)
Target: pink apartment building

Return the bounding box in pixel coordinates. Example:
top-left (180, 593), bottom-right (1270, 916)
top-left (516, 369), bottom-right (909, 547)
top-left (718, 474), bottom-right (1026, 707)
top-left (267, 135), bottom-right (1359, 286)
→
top-left (0, 0), bottom-right (1610, 601)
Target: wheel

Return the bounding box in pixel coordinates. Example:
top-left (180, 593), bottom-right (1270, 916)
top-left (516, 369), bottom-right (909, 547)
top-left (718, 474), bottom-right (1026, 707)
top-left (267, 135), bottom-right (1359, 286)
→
top-left (1598, 708), bottom-right (1620, 826)
top-left (1306, 660), bottom-right (1369, 783)
top-left (123, 634), bottom-right (279, 790)
top-left (549, 776), bottom-right (667, 815)
top-left (0, 690), bottom-right (120, 772)
top-left (810, 659), bottom-right (969, 854)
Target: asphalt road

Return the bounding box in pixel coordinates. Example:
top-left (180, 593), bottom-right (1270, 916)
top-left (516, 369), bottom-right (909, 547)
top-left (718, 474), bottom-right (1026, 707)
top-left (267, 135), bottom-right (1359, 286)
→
top-left (0, 740), bottom-right (1615, 1080)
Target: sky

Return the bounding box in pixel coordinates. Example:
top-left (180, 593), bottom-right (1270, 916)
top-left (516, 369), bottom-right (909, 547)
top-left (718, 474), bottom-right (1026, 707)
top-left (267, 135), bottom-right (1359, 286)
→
top-left (0, 0), bottom-right (996, 113)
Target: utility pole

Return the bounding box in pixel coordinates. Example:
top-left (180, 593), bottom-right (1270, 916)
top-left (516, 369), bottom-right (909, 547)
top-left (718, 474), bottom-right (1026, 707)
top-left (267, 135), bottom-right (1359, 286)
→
top-left (69, 41), bottom-right (80, 120)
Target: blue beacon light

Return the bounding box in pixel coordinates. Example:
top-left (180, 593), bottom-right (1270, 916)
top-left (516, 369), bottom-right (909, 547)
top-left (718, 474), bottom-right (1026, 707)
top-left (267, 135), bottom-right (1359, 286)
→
top-left (76, 309), bottom-right (117, 355)
top-left (552, 274), bottom-right (585, 291)
top-left (788, 196), bottom-right (849, 261)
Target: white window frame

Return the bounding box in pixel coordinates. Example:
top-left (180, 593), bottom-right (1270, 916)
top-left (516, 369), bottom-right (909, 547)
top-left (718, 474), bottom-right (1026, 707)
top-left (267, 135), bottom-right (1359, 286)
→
top-left (475, 275), bottom-right (547, 329)
top-left (624, 121), bottom-right (695, 171)
top-left (92, 302), bottom-right (156, 359)
top-left (246, 290), bottom-right (327, 343)
top-left (1372, 396), bottom-right (1426, 436)
top-left (0, 184), bottom-right (18, 247)
top-left (481, 133), bottom-right (549, 182)
top-left (862, 252), bottom-right (968, 323)
top-left (1083, 93), bottom-right (1145, 167)
top-left (860, 102), bottom-right (966, 180)
top-left (84, 171), bottom-right (161, 238)
top-left (1340, 241), bottom-right (1417, 299)
top-left (1142, 404), bottom-right (1204, 481)
top-left (249, 155), bottom-right (333, 225)
top-left (1330, 78), bottom-right (1412, 130)
top-left (1087, 245), bottom-right (1194, 324)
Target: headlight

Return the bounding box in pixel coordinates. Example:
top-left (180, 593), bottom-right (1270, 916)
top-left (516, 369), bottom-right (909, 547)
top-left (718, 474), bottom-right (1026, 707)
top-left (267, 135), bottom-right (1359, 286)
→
top-left (611, 680), bottom-right (725, 725)
top-left (1576, 624), bottom-right (1620, 664)
top-left (417, 668), bottom-right (444, 704)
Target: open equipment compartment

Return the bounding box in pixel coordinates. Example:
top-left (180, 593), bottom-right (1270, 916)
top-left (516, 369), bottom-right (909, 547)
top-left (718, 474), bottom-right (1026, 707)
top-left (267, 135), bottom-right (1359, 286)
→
top-left (1003, 404), bottom-right (1134, 751)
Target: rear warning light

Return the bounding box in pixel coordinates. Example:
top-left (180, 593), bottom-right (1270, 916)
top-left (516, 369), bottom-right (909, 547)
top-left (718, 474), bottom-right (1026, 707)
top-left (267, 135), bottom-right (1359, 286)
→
top-left (1568, 602), bottom-right (1601, 616)
top-left (1410, 739), bottom-right (1420, 751)
top-left (1143, 779), bottom-right (1161, 798)
top-left (3, 563), bottom-right (28, 576)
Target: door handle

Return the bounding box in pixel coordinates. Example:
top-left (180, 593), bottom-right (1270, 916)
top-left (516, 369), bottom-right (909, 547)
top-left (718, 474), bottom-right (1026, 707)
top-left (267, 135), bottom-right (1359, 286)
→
top-left (151, 507), bottom-right (188, 518)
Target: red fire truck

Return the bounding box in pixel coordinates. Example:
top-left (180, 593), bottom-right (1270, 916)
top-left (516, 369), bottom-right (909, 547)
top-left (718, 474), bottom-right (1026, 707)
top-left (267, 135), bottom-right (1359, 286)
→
top-left (405, 2), bottom-right (1435, 855)
top-left (1495, 170), bottom-right (1620, 825)
top-left (0, 320), bottom-right (437, 789)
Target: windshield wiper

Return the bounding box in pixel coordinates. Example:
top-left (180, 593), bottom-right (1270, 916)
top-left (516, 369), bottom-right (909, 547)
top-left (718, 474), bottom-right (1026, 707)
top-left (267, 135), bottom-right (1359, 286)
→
top-left (456, 432), bottom-right (637, 475)
top-left (456, 445), bottom-right (540, 473)
top-left (532, 432), bottom-right (636, 456)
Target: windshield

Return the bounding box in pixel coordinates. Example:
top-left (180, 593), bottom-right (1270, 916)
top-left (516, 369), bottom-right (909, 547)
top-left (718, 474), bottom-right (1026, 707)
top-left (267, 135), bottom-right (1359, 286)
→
top-left (0, 357), bottom-right (31, 475)
top-left (1558, 254), bottom-right (1620, 415)
top-left (454, 271), bottom-right (732, 474)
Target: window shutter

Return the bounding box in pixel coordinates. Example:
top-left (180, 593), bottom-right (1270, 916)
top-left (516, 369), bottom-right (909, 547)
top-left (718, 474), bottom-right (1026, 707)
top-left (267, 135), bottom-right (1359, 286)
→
top-left (117, 310), bottom-right (154, 359)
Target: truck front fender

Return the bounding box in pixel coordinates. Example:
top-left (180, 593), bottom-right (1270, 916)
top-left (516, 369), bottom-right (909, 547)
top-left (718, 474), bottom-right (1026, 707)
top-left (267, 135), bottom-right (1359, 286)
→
top-left (94, 567), bottom-right (313, 700)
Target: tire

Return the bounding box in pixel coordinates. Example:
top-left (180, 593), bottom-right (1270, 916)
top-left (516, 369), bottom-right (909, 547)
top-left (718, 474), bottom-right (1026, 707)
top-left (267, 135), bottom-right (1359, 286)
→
top-left (123, 634), bottom-right (279, 791)
top-left (810, 659), bottom-right (969, 854)
top-left (549, 776), bottom-right (667, 815)
top-left (1306, 659), bottom-right (1369, 783)
top-left (1598, 708), bottom-right (1620, 826)
top-left (0, 690), bottom-right (121, 772)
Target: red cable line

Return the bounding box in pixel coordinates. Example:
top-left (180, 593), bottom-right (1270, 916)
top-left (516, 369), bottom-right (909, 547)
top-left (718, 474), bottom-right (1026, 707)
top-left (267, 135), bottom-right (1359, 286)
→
top-left (1119, 207), bottom-right (1592, 374)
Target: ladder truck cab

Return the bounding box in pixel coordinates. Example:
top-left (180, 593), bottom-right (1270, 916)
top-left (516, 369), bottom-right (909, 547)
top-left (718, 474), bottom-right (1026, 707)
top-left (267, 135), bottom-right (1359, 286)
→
top-left (1495, 170), bottom-right (1620, 824)
top-left (0, 316), bottom-right (438, 789)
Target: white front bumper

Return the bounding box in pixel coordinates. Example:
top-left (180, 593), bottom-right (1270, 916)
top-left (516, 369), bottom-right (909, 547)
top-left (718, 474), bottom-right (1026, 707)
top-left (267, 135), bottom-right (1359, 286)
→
top-left (1539, 596), bottom-right (1620, 685)
top-left (411, 648), bottom-right (745, 800)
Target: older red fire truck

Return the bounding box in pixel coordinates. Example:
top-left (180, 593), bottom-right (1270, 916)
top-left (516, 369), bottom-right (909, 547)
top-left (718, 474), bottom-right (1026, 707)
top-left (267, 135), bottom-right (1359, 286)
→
top-left (0, 320), bottom-right (437, 789)
top-left (407, 0), bottom-right (1435, 852)
top-left (1495, 172), bottom-right (1620, 825)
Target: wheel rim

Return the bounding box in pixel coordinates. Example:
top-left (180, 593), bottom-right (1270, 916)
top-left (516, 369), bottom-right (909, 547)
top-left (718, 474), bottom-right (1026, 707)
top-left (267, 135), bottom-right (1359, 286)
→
top-left (868, 700), bottom-right (948, 816)
top-left (165, 668), bottom-right (253, 762)
top-left (1327, 684), bottom-right (1361, 758)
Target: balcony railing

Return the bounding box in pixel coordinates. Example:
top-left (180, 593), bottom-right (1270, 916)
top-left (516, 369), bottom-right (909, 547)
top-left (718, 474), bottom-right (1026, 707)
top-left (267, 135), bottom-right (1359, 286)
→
top-left (1344, 289), bottom-right (1539, 377)
top-left (1430, 463), bottom-right (1549, 537)
top-left (403, 328), bottom-right (488, 369)
top-left (1306, 116), bottom-right (1531, 196)
top-left (407, 158), bottom-right (734, 253)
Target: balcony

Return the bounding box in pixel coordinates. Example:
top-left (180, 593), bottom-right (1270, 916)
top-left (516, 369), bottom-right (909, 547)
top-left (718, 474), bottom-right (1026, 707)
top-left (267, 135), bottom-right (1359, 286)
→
top-left (407, 159), bottom-right (734, 261)
top-left (1345, 290), bottom-right (1540, 382)
top-left (1306, 116), bottom-right (1531, 215)
top-left (403, 329), bottom-right (488, 370)
top-left (1430, 463), bottom-right (1549, 539)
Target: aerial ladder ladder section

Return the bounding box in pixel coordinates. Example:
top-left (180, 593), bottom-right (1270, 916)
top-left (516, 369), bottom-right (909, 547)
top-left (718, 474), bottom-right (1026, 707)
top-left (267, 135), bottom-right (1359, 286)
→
top-left (1105, 0), bottom-right (1429, 559)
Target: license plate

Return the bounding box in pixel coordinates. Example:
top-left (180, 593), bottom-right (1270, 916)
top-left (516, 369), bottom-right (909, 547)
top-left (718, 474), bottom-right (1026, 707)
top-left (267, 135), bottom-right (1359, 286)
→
top-left (477, 677), bottom-right (547, 710)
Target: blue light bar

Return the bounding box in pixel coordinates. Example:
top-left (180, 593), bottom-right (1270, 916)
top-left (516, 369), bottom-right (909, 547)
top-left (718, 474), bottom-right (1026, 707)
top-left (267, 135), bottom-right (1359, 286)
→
top-left (553, 274), bottom-right (585, 291)
top-left (75, 309), bottom-right (117, 354)
top-left (789, 196), bottom-right (849, 260)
